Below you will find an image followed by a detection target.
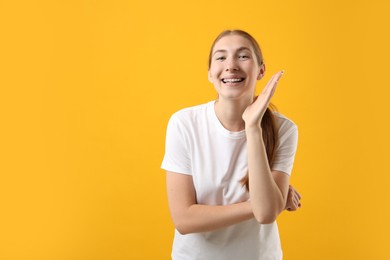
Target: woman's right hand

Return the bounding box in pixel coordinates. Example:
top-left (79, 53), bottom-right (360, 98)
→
top-left (285, 185), bottom-right (302, 211)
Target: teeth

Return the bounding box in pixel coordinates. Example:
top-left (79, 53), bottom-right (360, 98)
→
top-left (222, 78), bottom-right (244, 83)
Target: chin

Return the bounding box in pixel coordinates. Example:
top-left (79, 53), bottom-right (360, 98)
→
top-left (216, 86), bottom-right (253, 100)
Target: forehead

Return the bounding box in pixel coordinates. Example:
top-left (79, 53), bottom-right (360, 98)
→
top-left (212, 34), bottom-right (254, 53)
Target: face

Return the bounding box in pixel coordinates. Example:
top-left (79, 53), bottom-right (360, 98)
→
top-left (208, 34), bottom-right (265, 101)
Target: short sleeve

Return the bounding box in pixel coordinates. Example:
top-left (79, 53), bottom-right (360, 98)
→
top-left (161, 113), bottom-right (192, 175)
top-left (271, 123), bottom-right (298, 176)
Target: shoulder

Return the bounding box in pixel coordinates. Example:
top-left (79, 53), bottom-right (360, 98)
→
top-left (169, 101), bottom-right (213, 125)
top-left (272, 111), bottom-right (298, 137)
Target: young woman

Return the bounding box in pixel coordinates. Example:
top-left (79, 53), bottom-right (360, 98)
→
top-left (162, 30), bottom-right (301, 260)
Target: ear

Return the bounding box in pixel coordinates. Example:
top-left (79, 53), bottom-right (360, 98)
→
top-left (257, 63), bottom-right (266, 80)
top-left (208, 70), bottom-right (213, 83)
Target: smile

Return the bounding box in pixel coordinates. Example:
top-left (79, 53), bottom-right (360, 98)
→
top-left (221, 78), bottom-right (245, 84)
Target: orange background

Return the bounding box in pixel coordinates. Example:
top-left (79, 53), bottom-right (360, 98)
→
top-left (1, 0), bottom-right (389, 259)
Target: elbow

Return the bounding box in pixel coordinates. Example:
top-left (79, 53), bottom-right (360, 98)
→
top-left (171, 209), bottom-right (198, 235)
top-left (252, 200), bottom-right (285, 224)
top-left (253, 211), bottom-right (278, 224)
top-left (173, 219), bottom-right (193, 235)
top-left (255, 216), bottom-right (276, 225)
top-left (175, 224), bottom-right (191, 235)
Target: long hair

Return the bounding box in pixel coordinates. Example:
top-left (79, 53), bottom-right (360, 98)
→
top-left (208, 30), bottom-right (279, 191)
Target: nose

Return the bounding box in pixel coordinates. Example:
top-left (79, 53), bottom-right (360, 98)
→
top-left (225, 57), bottom-right (239, 71)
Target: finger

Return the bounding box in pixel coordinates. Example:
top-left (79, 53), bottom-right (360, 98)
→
top-left (285, 192), bottom-right (296, 211)
top-left (264, 73), bottom-right (280, 93)
top-left (290, 185), bottom-right (301, 200)
top-left (259, 79), bottom-right (278, 105)
top-left (266, 71), bottom-right (284, 97)
top-left (293, 196), bottom-right (299, 208)
top-left (264, 71), bottom-right (283, 90)
top-left (290, 185), bottom-right (302, 199)
top-left (293, 194), bottom-right (301, 209)
top-left (270, 70), bottom-right (284, 84)
top-left (286, 199), bottom-right (297, 211)
top-left (287, 203), bottom-right (297, 211)
top-left (293, 201), bottom-right (299, 210)
top-left (295, 189), bottom-right (302, 200)
top-left (276, 70), bottom-right (284, 82)
top-left (293, 191), bottom-right (299, 202)
top-left (261, 72), bottom-right (280, 94)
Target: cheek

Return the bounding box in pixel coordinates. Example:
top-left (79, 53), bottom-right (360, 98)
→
top-left (209, 67), bottom-right (221, 79)
top-left (245, 64), bottom-right (260, 78)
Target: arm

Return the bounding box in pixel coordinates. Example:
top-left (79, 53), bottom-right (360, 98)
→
top-left (243, 70), bottom-right (291, 223)
top-left (246, 127), bottom-right (290, 223)
top-left (166, 171), bottom-right (253, 235)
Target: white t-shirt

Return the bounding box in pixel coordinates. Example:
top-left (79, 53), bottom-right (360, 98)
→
top-left (161, 100), bottom-right (298, 260)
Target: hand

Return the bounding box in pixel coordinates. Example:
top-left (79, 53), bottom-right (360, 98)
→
top-left (285, 185), bottom-right (302, 211)
top-left (242, 70), bottom-right (284, 128)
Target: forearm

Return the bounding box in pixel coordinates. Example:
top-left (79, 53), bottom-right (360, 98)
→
top-left (174, 201), bottom-right (253, 234)
top-left (246, 126), bottom-right (285, 223)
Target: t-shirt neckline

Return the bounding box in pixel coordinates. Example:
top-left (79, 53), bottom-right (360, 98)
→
top-left (208, 100), bottom-right (246, 139)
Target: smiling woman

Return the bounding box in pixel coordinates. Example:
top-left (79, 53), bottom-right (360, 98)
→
top-left (162, 30), bottom-right (301, 260)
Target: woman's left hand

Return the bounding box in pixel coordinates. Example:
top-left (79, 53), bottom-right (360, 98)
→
top-left (242, 70), bottom-right (284, 128)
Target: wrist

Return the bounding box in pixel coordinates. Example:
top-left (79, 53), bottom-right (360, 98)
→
top-left (245, 125), bottom-right (262, 134)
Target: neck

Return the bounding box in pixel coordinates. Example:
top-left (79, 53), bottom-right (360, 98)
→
top-left (214, 96), bottom-right (253, 132)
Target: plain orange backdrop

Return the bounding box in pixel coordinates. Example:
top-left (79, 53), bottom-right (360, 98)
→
top-left (1, 0), bottom-right (389, 259)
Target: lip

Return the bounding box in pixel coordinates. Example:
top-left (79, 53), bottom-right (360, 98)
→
top-left (221, 74), bottom-right (245, 79)
top-left (221, 76), bottom-right (246, 85)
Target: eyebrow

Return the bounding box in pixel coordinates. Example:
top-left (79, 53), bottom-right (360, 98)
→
top-left (212, 47), bottom-right (252, 56)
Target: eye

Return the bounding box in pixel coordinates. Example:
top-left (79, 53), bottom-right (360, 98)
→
top-left (239, 55), bottom-right (250, 60)
top-left (216, 56), bottom-right (226, 61)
